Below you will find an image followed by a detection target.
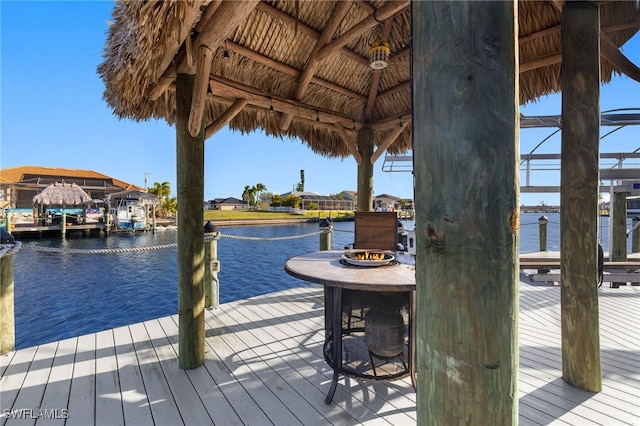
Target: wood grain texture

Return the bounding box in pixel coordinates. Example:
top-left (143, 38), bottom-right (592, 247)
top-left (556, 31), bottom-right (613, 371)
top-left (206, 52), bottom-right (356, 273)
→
top-left (0, 254), bottom-right (15, 355)
top-left (356, 128), bottom-right (374, 212)
top-left (176, 73), bottom-right (205, 369)
top-left (559, 1), bottom-right (602, 392)
top-left (412, 1), bottom-right (519, 423)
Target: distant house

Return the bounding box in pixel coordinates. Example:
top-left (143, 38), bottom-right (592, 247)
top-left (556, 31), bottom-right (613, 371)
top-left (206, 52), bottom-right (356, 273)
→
top-left (336, 190), bottom-right (357, 204)
top-left (281, 191), bottom-right (355, 210)
top-left (374, 193), bottom-right (414, 212)
top-left (206, 197), bottom-right (249, 210)
top-left (0, 166), bottom-right (142, 209)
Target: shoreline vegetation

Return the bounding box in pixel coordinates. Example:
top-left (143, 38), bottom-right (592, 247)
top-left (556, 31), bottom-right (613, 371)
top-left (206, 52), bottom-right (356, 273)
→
top-left (202, 209), bottom-right (355, 226)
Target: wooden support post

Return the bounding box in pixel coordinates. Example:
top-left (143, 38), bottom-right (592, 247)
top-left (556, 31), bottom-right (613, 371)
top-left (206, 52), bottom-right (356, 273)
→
top-left (611, 191), bottom-right (630, 287)
top-left (538, 215), bottom-right (549, 273)
top-left (61, 212), bottom-right (67, 237)
top-left (413, 2), bottom-right (519, 423)
top-left (319, 219), bottom-right (332, 251)
top-left (356, 128), bottom-right (374, 212)
top-left (0, 247), bottom-right (17, 355)
top-left (204, 232), bottom-right (220, 308)
top-left (105, 207), bottom-right (111, 235)
top-left (539, 215), bottom-right (549, 251)
top-left (632, 216), bottom-right (640, 253)
top-left (176, 73), bottom-right (206, 370)
top-left (152, 205), bottom-right (157, 233)
top-left (560, 1), bottom-right (602, 392)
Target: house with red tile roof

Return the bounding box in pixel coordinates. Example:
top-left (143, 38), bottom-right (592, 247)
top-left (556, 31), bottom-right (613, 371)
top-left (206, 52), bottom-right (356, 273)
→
top-left (0, 166), bottom-right (142, 209)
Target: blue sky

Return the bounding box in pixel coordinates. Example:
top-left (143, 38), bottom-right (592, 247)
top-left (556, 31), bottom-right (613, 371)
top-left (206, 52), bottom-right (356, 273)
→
top-left (1, 1), bottom-right (638, 206)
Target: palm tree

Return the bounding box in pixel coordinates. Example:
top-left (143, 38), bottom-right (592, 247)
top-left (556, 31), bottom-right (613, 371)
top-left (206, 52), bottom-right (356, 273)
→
top-left (254, 183), bottom-right (267, 209)
top-left (149, 181), bottom-right (171, 199)
top-left (242, 185), bottom-right (256, 209)
top-left (149, 181), bottom-right (171, 217)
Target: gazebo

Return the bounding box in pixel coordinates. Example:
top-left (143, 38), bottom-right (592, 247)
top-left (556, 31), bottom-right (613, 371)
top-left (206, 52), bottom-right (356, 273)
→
top-left (98, 1), bottom-right (640, 422)
top-left (32, 182), bottom-right (93, 225)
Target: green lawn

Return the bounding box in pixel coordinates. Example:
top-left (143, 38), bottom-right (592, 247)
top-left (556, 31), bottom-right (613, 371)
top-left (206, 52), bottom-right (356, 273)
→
top-left (202, 210), bottom-right (354, 221)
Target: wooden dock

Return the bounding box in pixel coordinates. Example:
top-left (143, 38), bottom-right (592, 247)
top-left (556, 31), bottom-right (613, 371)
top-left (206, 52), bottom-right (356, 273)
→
top-left (2, 282), bottom-right (639, 425)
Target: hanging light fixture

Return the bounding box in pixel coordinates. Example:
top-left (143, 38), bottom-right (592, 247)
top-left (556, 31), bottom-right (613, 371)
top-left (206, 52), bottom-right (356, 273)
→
top-left (369, 38), bottom-right (390, 70)
top-left (222, 39), bottom-right (230, 61)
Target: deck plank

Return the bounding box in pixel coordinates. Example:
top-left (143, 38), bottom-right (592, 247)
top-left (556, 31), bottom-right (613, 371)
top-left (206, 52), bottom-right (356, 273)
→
top-left (35, 337), bottom-right (77, 426)
top-left (95, 329), bottom-right (124, 426)
top-left (111, 326), bottom-right (154, 426)
top-left (66, 333), bottom-right (96, 426)
top-left (4, 341), bottom-right (57, 426)
top-left (127, 322), bottom-right (183, 426)
top-left (141, 318), bottom-right (214, 425)
top-left (1, 282), bottom-right (638, 425)
top-left (0, 345), bottom-right (38, 425)
top-left (155, 315), bottom-right (244, 426)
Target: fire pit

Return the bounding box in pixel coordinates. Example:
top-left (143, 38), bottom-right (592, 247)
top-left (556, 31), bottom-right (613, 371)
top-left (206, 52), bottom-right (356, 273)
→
top-left (341, 250), bottom-right (395, 267)
top-left (284, 250), bottom-right (416, 403)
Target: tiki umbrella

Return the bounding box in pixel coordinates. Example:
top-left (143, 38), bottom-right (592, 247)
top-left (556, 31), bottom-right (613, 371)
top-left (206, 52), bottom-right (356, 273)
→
top-left (32, 182), bottom-right (92, 206)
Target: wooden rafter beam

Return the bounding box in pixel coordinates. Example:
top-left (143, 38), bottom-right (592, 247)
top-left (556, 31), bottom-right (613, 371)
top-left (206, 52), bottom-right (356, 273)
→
top-left (369, 113), bottom-right (412, 131)
top-left (150, 1), bottom-right (258, 96)
top-left (154, 1), bottom-right (205, 79)
top-left (204, 98), bottom-right (248, 139)
top-left (207, 76), bottom-right (362, 129)
top-left (334, 123), bottom-right (363, 164)
top-left (316, 1), bottom-right (410, 62)
top-left (600, 31), bottom-right (640, 82)
top-left (370, 125), bottom-right (406, 164)
top-left (279, 1), bottom-right (351, 131)
top-left (189, 46), bottom-right (214, 137)
top-left (519, 19), bottom-right (639, 45)
top-left (256, 2), bottom-right (369, 67)
top-left (227, 40), bottom-right (368, 102)
top-left (520, 31), bottom-right (640, 79)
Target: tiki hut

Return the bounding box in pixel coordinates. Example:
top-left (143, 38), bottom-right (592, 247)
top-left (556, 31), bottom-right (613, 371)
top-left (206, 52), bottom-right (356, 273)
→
top-left (98, 1), bottom-right (640, 422)
top-left (32, 182), bottom-right (92, 207)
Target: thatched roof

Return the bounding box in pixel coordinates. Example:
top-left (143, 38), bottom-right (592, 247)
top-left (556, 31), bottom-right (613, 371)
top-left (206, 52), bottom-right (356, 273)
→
top-left (98, 1), bottom-right (640, 159)
top-left (32, 183), bottom-right (92, 206)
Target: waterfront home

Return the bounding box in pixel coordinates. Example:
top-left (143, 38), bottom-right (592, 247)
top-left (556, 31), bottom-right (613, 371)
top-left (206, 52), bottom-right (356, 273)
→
top-left (206, 197), bottom-right (249, 210)
top-left (0, 166), bottom-right (141, 210)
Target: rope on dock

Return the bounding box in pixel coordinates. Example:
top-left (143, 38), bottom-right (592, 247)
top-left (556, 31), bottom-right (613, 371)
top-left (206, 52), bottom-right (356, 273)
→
top-left (20, 243), bottom-right (178, 254)
top-left (18, 229), bottom-right (327, 254)
top-left (0, 241), bottom-right (22, 259)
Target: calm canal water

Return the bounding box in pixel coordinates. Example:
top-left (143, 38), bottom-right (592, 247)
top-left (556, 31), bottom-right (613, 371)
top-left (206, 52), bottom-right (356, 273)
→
top-left (11, 212), bottom-right (613, 349)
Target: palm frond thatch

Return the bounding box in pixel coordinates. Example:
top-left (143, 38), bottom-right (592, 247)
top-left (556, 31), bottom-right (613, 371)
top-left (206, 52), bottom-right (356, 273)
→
top-left (32, 182), bottom-right (92, 206)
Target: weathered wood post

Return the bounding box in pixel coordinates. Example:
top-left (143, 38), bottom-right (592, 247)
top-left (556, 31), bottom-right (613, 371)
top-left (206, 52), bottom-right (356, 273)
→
top-left (538, 215), bottom-right (549, 274)
top-left (0, 232), bottom-right (20, 355)
top-left (203, 221), bottom-right (220, 309)
top-left (176, 73), bottom-right (205, 369)
top-left (61, 212), bottom-right (67, 237)
top-left (632, 216), bottom-right (640, 253)
top-left (319, 218), bottom-right (332, 251)
top-left (560, 1), bottom-right (602, 392)
top-left (356, 128), bottom-right (374, 212)
top-left (539, 215), bottom-right (549, 251)
top-left (413, 1), bottom-right (519, 423)
top-left (611, 191), bottom-right (630, 288)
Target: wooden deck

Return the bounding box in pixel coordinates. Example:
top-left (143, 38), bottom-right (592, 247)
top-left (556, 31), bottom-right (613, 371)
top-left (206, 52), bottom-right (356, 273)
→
top-left (2, 281), bottom-right (639, 425)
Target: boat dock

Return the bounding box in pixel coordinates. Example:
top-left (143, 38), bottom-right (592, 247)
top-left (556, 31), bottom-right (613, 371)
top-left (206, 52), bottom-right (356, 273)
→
top-left (1, 281), bottom-right (638, 425)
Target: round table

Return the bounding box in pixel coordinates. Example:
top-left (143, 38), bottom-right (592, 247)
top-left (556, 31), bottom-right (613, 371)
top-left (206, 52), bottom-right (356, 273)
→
top-left (284, 250), bottom-right (416, 404)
